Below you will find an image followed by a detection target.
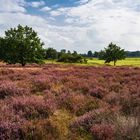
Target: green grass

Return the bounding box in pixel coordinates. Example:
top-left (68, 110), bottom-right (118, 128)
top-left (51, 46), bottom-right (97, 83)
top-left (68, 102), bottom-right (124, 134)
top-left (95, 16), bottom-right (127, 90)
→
top-left (45, 58), bottom-right (140, 67)
top-left (87, 58), bottom-right (140, 66)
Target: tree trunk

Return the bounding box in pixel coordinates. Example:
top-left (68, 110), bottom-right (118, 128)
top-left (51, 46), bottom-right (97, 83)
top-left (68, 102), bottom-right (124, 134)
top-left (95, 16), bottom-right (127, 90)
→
top-left (114, 60), bottom-right (116, 66)
top-left (22, 63), bottom-right (26, 67)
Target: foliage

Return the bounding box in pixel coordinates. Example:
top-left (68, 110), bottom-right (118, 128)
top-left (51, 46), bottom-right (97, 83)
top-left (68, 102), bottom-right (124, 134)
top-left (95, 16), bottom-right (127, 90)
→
top-left (98, 43), bottom-right (126, 65)
top-left (0, 25), bottom-right (44, 66)
top-left (90, 124), bottom-right (115, 140)
top-left (45, 47), bottom-right (58, 60)
top-left (87, 51), bottom-right (93, 57)
top-left (125, 51), bottom-right (140, 57)
top-left (57, 52), bottom-right (85, 63)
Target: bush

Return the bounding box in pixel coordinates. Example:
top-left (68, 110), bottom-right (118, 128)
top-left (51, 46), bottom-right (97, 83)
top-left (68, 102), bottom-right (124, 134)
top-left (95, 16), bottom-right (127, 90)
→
top-left (0, 81), bottom-right (27, 99)
top-left (12, 95), bottom-right (56, 119)
top-left (90, 124), bottom-right (115, 140)
top-left (57, 53), bottom-right (84, 63)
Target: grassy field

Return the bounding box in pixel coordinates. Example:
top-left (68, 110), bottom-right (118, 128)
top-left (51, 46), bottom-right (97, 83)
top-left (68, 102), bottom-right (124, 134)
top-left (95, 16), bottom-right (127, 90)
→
top-left (45, 57), bottom-right (140, 67)
top-left (87, 57), bottom-right (140, 66)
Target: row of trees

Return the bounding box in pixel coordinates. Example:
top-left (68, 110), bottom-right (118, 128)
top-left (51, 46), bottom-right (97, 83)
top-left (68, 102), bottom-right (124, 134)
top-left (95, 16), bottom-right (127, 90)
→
top-left (0, 25), bottom-right (128, 66)
top-left (84, 50), bottom-right (140, 58)
top-left (0, 25), bottom-right (85, 66)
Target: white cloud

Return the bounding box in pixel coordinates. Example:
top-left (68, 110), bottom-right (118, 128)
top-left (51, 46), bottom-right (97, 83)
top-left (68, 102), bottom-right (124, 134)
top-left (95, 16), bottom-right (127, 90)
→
top-left (0, 0), bottom-right (26, 13)
top-left (40, 6), bottom-right (51, 12)
top-left (47, 0), bottom-right (140, 51)
top-left (28, 1), bottom-right (45, 8)
top-left (0, 0), bottom-right (140, 52)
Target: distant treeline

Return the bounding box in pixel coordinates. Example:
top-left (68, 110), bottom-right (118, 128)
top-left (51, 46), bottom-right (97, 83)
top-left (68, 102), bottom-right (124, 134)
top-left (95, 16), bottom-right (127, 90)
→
top-left (81, 50), bottom-right (140, 58)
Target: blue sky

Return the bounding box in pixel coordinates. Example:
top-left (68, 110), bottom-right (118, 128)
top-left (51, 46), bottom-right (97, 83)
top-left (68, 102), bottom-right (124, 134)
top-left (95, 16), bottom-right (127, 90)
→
top-left (0, 0), bottom-right (140, 52)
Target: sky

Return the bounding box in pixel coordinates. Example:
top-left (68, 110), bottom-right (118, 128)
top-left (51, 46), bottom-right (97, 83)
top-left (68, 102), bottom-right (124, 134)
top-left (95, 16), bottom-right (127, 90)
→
top-left (0, 0), bottom-right (140, 53)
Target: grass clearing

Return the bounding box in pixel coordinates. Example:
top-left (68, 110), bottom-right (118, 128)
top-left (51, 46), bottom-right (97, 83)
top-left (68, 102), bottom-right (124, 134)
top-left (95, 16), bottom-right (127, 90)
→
top-left (45, 57), bottom-right (140, 67)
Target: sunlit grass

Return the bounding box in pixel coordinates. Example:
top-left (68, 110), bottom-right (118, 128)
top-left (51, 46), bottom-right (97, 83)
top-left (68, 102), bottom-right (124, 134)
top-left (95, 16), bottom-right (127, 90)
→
top-left (45, 58), bottom-right (140, 67)
top-left (87, 58), bottom-right (140, 66)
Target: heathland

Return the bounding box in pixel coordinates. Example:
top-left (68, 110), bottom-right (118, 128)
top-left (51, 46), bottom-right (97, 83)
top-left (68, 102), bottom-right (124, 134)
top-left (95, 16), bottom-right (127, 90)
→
top-left (0, 64), bottom-right (140, 140)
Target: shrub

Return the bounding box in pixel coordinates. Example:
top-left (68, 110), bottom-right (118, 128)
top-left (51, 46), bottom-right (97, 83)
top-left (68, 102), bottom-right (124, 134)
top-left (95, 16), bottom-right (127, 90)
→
top-left (0, 81), bottom-right (27, 99)
top-left (22, 120), bottom-right (59, 140)
top-left (12, 95), bottom-right (56, 119)
top-left (90, 124), bottom-right (115, 140)
top-left (0, 120), bottom-right (23, 140)
top-left (31, 76), bottom-right (51, 92)
top-left (89, 87), bottom-right (105, 99)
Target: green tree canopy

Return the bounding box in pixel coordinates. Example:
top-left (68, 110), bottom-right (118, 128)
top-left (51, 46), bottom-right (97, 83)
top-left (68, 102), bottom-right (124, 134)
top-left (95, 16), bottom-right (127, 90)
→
top-left (0, 25), bottom-right (45, 66)
top-left (99, 43), bottom-right (126, 66)
top-left (45, 48), bottom-right (58, 60)
top-left (87, 50), bottom-right (93, 57)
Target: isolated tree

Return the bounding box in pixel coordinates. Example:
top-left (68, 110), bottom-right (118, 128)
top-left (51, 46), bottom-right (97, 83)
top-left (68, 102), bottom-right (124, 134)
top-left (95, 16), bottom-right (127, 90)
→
top-left (67, 50), bottom-right (71, 54)
top-left (99, 43), bottom-right (126, 66)
top-left (0, 25), bottom-right (44, 66)
top-left (87, 50), bottom-right (93, 57)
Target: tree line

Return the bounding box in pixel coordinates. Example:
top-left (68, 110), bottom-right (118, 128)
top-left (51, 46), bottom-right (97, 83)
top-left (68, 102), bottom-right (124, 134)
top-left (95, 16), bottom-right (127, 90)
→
top-left (83, 50), bottom-right (140, 58)
top-left (0, 25), bottom-right (136, 66)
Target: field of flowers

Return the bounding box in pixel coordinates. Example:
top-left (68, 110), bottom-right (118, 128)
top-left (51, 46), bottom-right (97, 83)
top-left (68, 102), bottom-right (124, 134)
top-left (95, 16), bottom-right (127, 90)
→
top-left (0, 64), bottom-right (140, 140)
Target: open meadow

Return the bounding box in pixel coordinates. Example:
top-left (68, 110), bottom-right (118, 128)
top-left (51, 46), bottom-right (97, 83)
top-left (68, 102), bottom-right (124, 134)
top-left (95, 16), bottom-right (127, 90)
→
top-left (87, 58), bottom-right (140, 66)
top-left (45, 58), bottom-right (140, 67)
top-left (0, 64), bottom-right (140, 140)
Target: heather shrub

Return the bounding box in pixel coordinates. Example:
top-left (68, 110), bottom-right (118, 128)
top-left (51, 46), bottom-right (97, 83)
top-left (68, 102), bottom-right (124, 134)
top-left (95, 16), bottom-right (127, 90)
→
top-left (0, 103), bottom-right (25, 140)
top-left (70, 108), bottom-right (117, 140)
top-left (90, 124), bottom-right (115, 140)
top-left (22, 120), bottom-right (59, 140)
top-left (71, 94), bottom-right (99, 116)
top-left (0, 68), bottom-right (14, 75)
top-left (109, 82), bottom-right (122, 92)
top-left (0, 65), bottom-right (139, 139)
top-left (0, 120), bottom-right (24, 140)
top-left (89, 87), bottom-right (105, 99)
top-left (119, 93), bottom-right (140, 116)
top-left (0, 81), bottom-right (27, 99)
top-left (31, 76), bottom-right (51, 92)
top-left (114, 115), bottom-right (140, 140)
top-left (70, 108), bottom-right (111, 131)
top-left (57, 92), bottom-right (74, 111)
top-left (12, 95), bottom-right (56, 119)
top-left (104, 92), bottom-right (120, 105)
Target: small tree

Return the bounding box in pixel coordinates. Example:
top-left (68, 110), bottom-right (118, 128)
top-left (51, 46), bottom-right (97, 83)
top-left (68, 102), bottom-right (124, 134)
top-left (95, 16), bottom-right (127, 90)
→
top-left (45, 48), bottom-right (58, 60)
top-left (0, 25), bottom-right (44, 66)
top-left (87, 50), bottom-right (93, 57)
top-left (99, 43), bottom-right (126, 66)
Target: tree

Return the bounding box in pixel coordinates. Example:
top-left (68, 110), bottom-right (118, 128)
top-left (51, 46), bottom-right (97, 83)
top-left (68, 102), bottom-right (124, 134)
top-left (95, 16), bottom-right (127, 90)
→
top-left (45, 48), bottom-right (58, 60)
top-left (0, 25), bottom-right (44, 66)
top-left (57, 51), bottom-right (85, 63)
top-left (0, 37), bottom-right (5, 61)
top-left (87, 50), bottom-right (93, 57)
top-left (99, 43), bottom-right (126, 66)
top-left (93, 51), bottom-right (99, 58)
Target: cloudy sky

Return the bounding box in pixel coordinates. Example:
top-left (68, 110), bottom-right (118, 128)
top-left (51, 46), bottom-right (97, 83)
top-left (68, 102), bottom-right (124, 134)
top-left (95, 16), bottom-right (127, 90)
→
top-left (0, 0), bottom-right (140, 52)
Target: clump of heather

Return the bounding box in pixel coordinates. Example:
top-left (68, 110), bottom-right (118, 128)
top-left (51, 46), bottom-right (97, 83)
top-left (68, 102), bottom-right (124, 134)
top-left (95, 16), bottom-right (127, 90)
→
top-left (90, 124), bottom-right (115, 140)
top-left (0, 120), bottom-right (23, 140)
top-left (31, 75), bottom-right (51, 92)
top-left (0, 65), bottom-right (139, 139)
top-left (12, 95), bottom-right (56, 119)
top-left (0, 81), bottom-right (27, 99)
